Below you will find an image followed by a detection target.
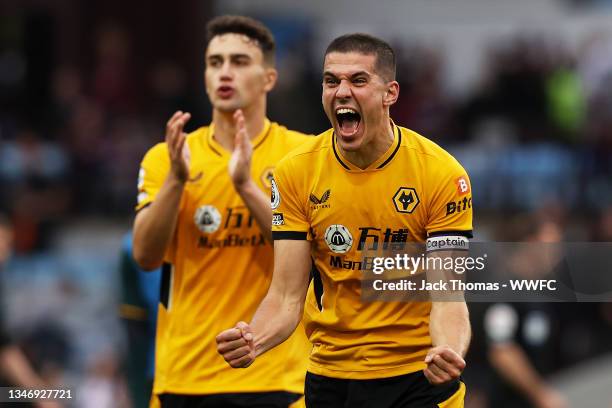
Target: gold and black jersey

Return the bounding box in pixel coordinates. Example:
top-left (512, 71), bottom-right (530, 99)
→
top-left (271, 123), bottom-right (473, 380)
top-left (137, 120), bottom-right (312, 395)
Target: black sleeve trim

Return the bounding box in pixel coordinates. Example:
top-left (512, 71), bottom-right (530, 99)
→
top-left (272, 231), bottom-right (308, 240)
top-left (427, 247), bottom-right (470, 253)
top-left (135, 202), bottom-right (152, 213)
top-left (160, 263), bottom-right (171, 309)
top-left (427, 230), bottom-right (473, 239)
top-left (311, 260), bottom-right (324, 311)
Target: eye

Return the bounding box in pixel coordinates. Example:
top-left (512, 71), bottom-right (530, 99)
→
top-left (324, 77), bottom-right (339, 86)
top-left (234, 57), bottom-right (250, 66)
top-left (353, 77), bottom-right (367, 85)
top-left (208, 59), bottom-right (222, 68)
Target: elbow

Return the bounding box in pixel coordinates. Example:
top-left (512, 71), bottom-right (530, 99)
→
top-left (138, 260), bottom-right (162, 272)
top-left (132, 246), bottom-right (162, 271)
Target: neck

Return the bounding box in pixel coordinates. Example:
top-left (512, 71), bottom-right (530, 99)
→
top-left (341, 117), bottom-right (394, 169)
top-left (212, 101), bottom-right (267, 150)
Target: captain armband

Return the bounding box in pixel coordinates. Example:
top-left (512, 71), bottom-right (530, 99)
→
top-left (426, 235), bottom-right (470, 252)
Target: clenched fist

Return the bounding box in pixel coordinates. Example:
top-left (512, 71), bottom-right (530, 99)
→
top-left (424, 345), bottom-right (466, 385)
top-left (216, 321), bottom-right (256, 368)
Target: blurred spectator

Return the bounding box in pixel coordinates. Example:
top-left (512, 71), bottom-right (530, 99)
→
top-left (483, 215), bottom-right (569, 408)
top-left (92, 23), bottom-right (138, 114)
top-left (0, 215), bottom-right (62, 408)
top-left (392, 42), bottom-right (456, 144)
top-left (0, 128), bottom-right (70, 252)
top-left (545, 55), bottom-right (586, 142)
top-left (118, 232), bottom-right (160, 408)
top-left (147, 61), bottom-right (193, 125)
top-left (76, 349), bottom-right (130, 408)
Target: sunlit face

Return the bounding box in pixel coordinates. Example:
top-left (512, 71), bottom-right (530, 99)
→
top-left (205, 33), bottom-right (275, 112)
top-left (322, 51), bottom-right (397, 151)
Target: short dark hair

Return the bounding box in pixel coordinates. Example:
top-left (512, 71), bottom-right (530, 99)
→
top-left (206, 15), bottom-right (276, 65)
top-left (325, 33), bottom-right (396, 81)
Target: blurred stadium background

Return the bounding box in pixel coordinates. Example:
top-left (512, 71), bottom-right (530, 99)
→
top-left (1, 0), bottom-right (612, 406)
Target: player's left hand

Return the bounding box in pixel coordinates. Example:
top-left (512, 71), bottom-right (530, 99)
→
top-left (423, 345), bottom-right (466, 385)
top-left (216, 321), bottom-right (256, 368)
top-left (229, 109), bottom-right (254, 190)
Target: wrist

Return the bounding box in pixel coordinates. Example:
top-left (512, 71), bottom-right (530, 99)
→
top-left (168, 171), bottom-right (188, 186)
top-left (234, 178), bottom-right (257, 195)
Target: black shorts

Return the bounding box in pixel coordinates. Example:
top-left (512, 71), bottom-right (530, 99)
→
top-left (305, 370), bottom-right (465, 408)
top-left (157, 391), bottom-right (301, 408)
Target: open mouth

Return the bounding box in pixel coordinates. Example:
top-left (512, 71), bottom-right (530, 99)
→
top-left (217, 86), bottom-right (234, 98)
top-left (335, 107), bottom-right (361, 137)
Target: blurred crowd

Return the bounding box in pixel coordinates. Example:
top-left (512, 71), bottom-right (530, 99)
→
top-left (0, 21), bottom-right (210, 253)
top-left (1, 6), bottom-right (612, 408)
top-left (2, 19), bottom-right (612, 252)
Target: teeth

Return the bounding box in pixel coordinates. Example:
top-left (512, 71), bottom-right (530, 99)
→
top-left (336, 108), bottom-right (357, 115)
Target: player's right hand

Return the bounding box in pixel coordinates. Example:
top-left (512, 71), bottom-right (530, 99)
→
top-left (165, 110), bottom-right (192, 183)
top-left (216, 321), bottom-right (256, 368)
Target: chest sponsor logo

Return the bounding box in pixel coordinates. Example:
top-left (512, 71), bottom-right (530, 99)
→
top-left (309, 189), bottom-right (331, 209)
top-left (196, 206), bottom-right (265, 248)
top-left (194, 205), bottom-right (222, 233)
top-left (393, 187), bottom-right (420, 214)
top-left (324, 224), bottom-right (353, 253)
top-left (357, 227), bottom-right (410, 251)
top-left (328, 227), bottom-right (411, 271)
top-left (270, 177), bottom-right (281, 210)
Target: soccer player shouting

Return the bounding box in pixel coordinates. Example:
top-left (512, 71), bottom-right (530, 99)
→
top-left (133, 16), bottom-right (311, 408)
top-left (217, 33), bottom-right (473, 407)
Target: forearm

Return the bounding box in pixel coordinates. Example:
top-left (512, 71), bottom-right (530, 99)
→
top-left (0, 346), bottom-right (45, 387)
top-left (489, 343), bottom-right (548, 401)
top-left (234, 180), bottom-right (272, 242)
top-left (250, 290), bottom-right (303, 357)
top-left (133, 175), bottom-right (185, 270)
top-left (430, 302), bottom-right (471, 357)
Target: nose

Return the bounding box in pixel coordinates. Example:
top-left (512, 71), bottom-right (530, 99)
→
top-left (219, 61), bottom-right (233, 81)
top-left (335, 79), bottom-right (352, 100)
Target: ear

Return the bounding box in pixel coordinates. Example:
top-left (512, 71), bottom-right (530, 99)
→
top-left (383, 81), bottom-right (399, 107)
top-left (263, 67), bottom-right (278, 92)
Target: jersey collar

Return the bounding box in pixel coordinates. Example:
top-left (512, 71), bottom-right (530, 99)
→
top-left (332, 121), bottom-right (402, 172)
top-left (207, 118), bottom-right (272, 157)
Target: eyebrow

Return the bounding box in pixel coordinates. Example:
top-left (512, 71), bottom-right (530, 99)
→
top-left (207, 53), bottom-right (252, 60)
top-left (323, 70), bottom-right (371, 78)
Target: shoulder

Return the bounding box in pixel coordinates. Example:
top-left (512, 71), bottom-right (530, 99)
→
top-left (271, 122), bottom-right (314, 140)
top-left (276, 128), bottom-right (333, 171)
top-left (399, 126), bottom-right (467, 175)
top-left (142, 142), bottom-right (169, 164)
top-left (143, 126), bottom-right (208, 161)
top-left (185, 126), bottom-right (208, 148)
top-left (269, 122), bottom-right (317, 150)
